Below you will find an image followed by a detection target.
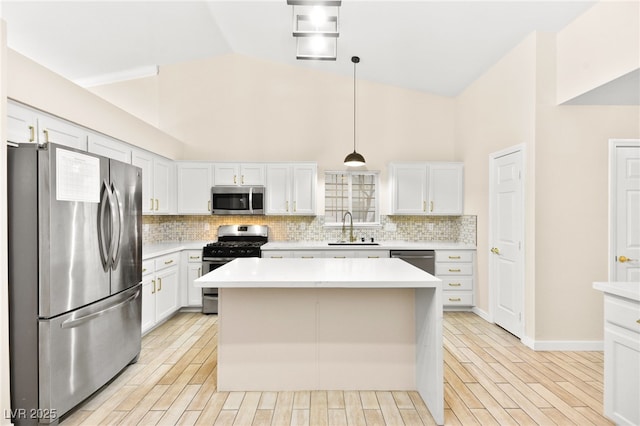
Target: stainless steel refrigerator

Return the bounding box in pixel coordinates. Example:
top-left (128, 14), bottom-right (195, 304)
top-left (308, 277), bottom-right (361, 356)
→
top-left (7, 142), bottom-right (142, 425)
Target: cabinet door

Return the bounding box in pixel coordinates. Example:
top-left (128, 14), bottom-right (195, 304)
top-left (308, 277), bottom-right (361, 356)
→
top-left (155, 266), bottom-right (179, 322)
top-left (240, 164), bottom-right (265, 186)
top-left (392, 164), bottom-right (428, 214)
top-left (88, 133), bottom-right (132, 163)
top-left (141, 276), bottom-right (156, 334)
top-left (292, 164), bottom-right (316, 215)
top-left (428, 163), bottom-right (463, 215)
top-left (214, 164), bottom-right (239, 185)
top-left (604, 326), bottom-right (640, 425)
top-left (153, 157), bottom-right (174, 214)
top-left (187, 263), bottom-right (203, 306)
top-left (132, 150), bottom-right (154, 214)
top-left (38, 115), bottom-right (88, 151)
top-left (7, 102), bottom-right (38, 144)
top-left (177, 163), bottom-right (213, 214)
top-left (266, 165), bottom-right (290, 214)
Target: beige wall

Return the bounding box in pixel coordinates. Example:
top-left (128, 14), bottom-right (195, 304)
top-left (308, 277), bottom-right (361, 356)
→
top-left (6, 50), bottom-right (184, 159)
top-left (89, 75), bottom-right (160, 128)
top-left (457, 30), bottom-right (640, 343)
top-left (0, 17), bottom-right (12, 426)
top-left (557, 0), bottom-right (640, 104)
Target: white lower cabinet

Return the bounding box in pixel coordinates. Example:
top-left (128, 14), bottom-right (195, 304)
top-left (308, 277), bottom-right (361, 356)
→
top-left (436, 250), bottom-right (475, 309)
top-left (184, 250), bottom-right (203, 307)
top-left (141, 252), bottom-right (180, 334)
top-left (603, 294), bottom-right (640, 425)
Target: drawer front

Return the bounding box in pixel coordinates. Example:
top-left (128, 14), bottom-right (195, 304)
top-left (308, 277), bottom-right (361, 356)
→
top-left (294, 251), bottom-right (327, 259)
top-left (154, 252), bottom-right (180, 271)
top-left (441, 277), bottom-right (473, 291)
top-left (142, 260), bottom-right (154, 277)
top-left (443, 291), bottom-right (473, 306)
top-left (605, 295), bottom-right (640, 334)
top-left (261, 251), bottom-right (293, 258)
top-left (436, 250), bottom-right (473, 263)
top-left (436, 263), bottom-right (473, 276)
top-left (186, 252), bottom-right (202, 263)
top-left (357, 250), bottom-right (391, 259)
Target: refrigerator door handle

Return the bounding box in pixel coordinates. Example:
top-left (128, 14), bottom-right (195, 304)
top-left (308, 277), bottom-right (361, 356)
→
top-left (98, 179), bottom-right (113, 271)
top-left (60, 289), bottom-right (140, 329)
top-left (110, 183), bottom-right (124, 270)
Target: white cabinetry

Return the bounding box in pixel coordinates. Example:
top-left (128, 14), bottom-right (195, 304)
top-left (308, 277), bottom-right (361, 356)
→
top-left (87, 133), bottom-right (132, 163)
top-left (603, 293), bottom-right (640, 425)
top-left (261, 249), bottom-right (390, 259)
top-left (265, 163), bottom-right (317, 215)
top-left (7, 101), bottom-right (88, 150)
top-left (436, 250), bottom-right (474, 308)
top-left (184, 250), bottom-right (203, 307)
top-left (176, 162), bottom-right (214, 214)
top-left (141, 252), bottom-right (180, 334)
top-left (214, 163), bottom-right (265, 186)
top-left (390, 162), bottom-right (463, 215)
top-left (132, 149), bottom-right (175, 215)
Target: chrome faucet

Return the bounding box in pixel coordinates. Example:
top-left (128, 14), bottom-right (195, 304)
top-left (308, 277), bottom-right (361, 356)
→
top-left (342, 211), bottom-right (355, 242)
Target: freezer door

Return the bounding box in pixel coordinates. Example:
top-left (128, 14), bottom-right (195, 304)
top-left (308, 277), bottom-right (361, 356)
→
top-left (109, 159), bottom-right (142, 294)
top-left (39, 145), bottom-right (111, 318)
top-left (38, 284), bottom-right (142, 422)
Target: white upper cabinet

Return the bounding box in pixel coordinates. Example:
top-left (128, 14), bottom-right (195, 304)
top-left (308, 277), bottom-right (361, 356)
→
top-left (7, 102), bottom-right (38, 144)
top-left (7, 101), bottom-right (87, 151)
top-left (38, 114), bottom-right (88, 151)
top-left (177, 162), bottom-right (214, 215)
top-left (87, 133), bottom-right (132, 163)
top-left (390, 162), bottom-right (464, 216)
top-left (213, 163), bottom-right (265, 186)
top-left (266, 163), bottom-right (317, 215)
top-left (132, 149), bottom-right (176, 215)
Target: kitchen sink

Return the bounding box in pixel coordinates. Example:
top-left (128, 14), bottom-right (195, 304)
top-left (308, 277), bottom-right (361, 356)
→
top-left (327, 242), bottom-right (380, 246)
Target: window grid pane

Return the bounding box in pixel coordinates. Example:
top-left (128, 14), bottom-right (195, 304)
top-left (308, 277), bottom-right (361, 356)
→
top-left (324, 171), bottom-right (378, 225)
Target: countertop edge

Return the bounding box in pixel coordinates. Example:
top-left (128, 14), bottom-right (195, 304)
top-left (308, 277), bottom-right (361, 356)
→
top-left (593, 281), bottom-right (640, 302)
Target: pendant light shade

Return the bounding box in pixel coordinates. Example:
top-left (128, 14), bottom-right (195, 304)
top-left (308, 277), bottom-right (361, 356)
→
top-left (344, 56), bottom-right (365, 167)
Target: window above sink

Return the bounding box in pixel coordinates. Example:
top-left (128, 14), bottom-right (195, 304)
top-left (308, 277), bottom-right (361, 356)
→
top-left (324, 170), bottom-right (380, 227)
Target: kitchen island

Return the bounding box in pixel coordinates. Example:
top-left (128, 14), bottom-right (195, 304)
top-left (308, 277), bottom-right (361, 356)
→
top-left (196, 257), bottom-right (444, 425)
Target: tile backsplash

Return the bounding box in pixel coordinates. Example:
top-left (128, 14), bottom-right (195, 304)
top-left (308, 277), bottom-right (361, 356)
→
top-left (143, 215), bottom-right (476, 245)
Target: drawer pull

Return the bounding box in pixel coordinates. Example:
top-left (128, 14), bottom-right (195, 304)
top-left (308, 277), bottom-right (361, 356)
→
top-left (334, 256), bottom-right (346, 259)
top-left (301, 256), bottom-right (314, 259)
top-left (164, 259), bottom-right (174, 265)
top-left (151, 279), bottom-right (156, 294)
top-left (189, 256), bottom-right (200, 260)
top-left (449, 268), bottom-right (461, 273)
top-left (448, 283), bottom-right (461, 287)
top-left (448, 256), bottom-right (461, 259)
top-left (448, 297), bottom-right (461, 302)
top-left (158, 277), bottom-right (162, 291)
top-left (368, 256), bottom-right (379, 258)
top-left (637, 319), bottom-right (640, 325)
top-left (271, 256), bottom-right (283, 259)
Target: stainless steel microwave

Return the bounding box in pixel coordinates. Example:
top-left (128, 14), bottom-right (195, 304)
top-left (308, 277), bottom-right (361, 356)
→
top-left (210, 186), bottom-right (265, 215)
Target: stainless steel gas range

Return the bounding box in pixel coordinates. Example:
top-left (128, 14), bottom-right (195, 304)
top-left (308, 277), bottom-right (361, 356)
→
top-left (201, 225), bottom-right (269, 314)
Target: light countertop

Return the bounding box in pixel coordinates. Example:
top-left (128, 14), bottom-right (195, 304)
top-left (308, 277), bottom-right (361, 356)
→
top-left (143, 241), bottom-right (209, 259)
top-left (593, 281), bottom-right (640, 302)
top-left (195, 257), bottom-right (442, 288)
top-left (261, 241), bottom-right (476, 251)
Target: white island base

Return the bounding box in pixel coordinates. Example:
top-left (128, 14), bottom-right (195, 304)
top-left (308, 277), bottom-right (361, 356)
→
top-left (196, 258), bottom-right (444, 425)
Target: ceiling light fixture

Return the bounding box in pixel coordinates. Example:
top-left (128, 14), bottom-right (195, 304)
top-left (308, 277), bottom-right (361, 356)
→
top-left (287, 0), bottom-right (341, 61)
top-left (344, 56), bottom-right (366, 167)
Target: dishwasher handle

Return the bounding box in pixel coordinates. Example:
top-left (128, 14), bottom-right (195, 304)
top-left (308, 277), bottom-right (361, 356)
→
top-left (392, 254), bottom-right (435, 259)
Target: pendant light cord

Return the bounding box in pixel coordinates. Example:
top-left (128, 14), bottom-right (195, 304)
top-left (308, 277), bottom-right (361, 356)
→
top-left (353, 56), bottom-right (358, 153)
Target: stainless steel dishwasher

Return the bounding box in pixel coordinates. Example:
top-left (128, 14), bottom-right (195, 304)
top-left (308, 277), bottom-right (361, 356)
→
top-left (390, 250), bottom-right (436, 275)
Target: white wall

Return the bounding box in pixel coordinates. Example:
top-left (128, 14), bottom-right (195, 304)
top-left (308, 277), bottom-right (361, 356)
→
top-left (556, 0), bottom-right (640, 104)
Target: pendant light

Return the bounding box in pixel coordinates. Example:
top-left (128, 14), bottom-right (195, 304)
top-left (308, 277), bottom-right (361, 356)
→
top-left (344, 56), bottom-right (365, 167)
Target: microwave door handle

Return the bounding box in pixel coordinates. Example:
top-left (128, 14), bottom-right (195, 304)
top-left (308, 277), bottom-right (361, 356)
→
top-left (249, 187), bottom-right (253, 214)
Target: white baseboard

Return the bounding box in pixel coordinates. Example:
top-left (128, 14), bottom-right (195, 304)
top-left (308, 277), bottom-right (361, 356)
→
top-left (471, 306), bottom-right (492, 323)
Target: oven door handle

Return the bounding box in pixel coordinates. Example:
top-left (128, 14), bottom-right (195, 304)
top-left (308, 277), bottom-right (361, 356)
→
top-left (203, 258), bottom-right (237, 263)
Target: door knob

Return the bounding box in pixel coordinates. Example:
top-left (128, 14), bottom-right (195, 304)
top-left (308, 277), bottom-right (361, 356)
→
top-left (619, 256), bottom-right (635, 263)
top-left (490, 247), bottom-right (500, 255)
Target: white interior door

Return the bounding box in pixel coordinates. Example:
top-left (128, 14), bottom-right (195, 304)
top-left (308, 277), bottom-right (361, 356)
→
top-left (611, 141), bottom-right (640, 281)
top-left (490, 148), bottom-right (524, 338)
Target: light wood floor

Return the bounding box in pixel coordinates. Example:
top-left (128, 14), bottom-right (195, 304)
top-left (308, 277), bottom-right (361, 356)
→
top-left (61, 311), bottom-right (612, 425)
